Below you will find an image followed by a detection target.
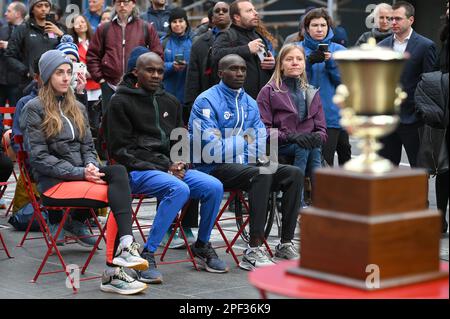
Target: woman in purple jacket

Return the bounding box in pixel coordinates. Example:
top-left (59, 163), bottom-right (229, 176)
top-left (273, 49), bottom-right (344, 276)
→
top-left (257, 43), bottom-right (327, 206)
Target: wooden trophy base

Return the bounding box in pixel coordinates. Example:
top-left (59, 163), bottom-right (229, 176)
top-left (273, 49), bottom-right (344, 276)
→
top-left (290, 167), bottom-right (448, 290)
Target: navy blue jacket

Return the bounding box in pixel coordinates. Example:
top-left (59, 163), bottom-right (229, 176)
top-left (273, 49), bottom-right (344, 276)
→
top-left (378, 30), bottom-right (437, 124)
top-left (141, 6), bottom-right (173, 39)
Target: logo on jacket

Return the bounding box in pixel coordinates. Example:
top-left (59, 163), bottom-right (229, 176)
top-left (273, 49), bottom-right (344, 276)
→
top-left (224, 112), bottom-right (231, 120)
top-left (163, 112), bottom-right (169, 118)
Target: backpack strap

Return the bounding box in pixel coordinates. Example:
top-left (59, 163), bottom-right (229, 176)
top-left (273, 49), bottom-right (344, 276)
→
top-left (162, 35), bottom-right (170, 50)
top-left (100, 22), bottom-right (111, 57)
top-left (142, 20), bottom-right (149, 48)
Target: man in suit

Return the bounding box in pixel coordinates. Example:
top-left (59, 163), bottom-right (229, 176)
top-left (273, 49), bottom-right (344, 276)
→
top-left (378, 1), bottom-right (436, 167)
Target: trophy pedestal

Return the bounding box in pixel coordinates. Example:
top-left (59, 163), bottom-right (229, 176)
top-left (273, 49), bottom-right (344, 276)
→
top-left (288, 167), bottom-right (448, 290)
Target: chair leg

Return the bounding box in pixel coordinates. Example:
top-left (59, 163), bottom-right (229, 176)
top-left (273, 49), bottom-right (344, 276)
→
top-left (32, 208), bottom-right (77, 293)
top-left (132, 196), bottom-right (147, 242)
top-left (0, 233), bottom-right (13, 258)
top-left (81, 209), bottom-right (107, 274)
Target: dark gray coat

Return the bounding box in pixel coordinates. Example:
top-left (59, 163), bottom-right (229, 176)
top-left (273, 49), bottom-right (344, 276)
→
top-left (19, 97), bottom-right (98, 192)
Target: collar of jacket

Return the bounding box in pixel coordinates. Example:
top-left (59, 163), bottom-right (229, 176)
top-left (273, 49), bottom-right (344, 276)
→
top-left (28, 18), bottom-right (46, 32)
top-left (231, 23), bottom-right (256, 35)
top-left (303, 27), bottom-right (335, 50)
top-left (372, 28), bottom-right (392, 39)
top-left (117, 72), bottom-right (165, 97)
top-left (168, 29), bottom-right (192, 41)
top-left (267, 79), bottom-right (318, 107)
top-left (218, 80), bottom-right (245, 100)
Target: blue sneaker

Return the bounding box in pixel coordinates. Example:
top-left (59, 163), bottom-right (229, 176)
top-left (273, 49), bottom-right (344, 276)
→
top-left (64, 219), bottom-right (97, 247)
top-left (48, 223), bottom-right (65, 246)
top-left (190, 242), bottom-right (229, 273)
top-left (136, 251), bottom-right (163, 284)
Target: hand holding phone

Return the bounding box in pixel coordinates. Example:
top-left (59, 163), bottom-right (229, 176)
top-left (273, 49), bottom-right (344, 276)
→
top-left (174, 53), bottom-right (185, 64)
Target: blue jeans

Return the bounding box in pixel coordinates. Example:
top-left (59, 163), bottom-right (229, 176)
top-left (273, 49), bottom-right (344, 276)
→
top-left (279, 143), bottom-right (322, 205)
top-left (129, 169), bottom-right (223, 252)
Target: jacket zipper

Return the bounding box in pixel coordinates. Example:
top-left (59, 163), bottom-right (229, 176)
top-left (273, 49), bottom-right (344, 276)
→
top-left (121, 24), bottom-right (126, 76)
top-left (59, 101), bottom-right (75, 141)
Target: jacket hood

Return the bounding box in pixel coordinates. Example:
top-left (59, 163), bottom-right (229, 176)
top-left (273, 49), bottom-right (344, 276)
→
top-left (116, 72), bottom-right (165, 97)
top-left (303, 27), bottom-right (335, 50)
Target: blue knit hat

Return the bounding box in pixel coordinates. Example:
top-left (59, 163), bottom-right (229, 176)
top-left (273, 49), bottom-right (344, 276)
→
top-left (127, 46), bottom-right (150, 72)
top-left (39, 50), bottom-right (73, 84)
top-left (56, 35), bottom-right (80, 62)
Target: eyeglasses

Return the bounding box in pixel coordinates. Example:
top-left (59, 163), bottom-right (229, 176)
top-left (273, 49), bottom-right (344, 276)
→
top-left (388, 17), bottom-right (406, 22)
top-left (214, 7), bottom-right (229, 14)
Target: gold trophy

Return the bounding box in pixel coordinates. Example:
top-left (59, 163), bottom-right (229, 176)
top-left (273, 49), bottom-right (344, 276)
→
top-left (288, 39), bottom-right (447, 290)
top-left (332, 38), bottom-right (408, 173)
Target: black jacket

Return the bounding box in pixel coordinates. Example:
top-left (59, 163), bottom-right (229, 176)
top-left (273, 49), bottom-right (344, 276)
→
top-left (0, 23), bottom-right (22, 86)
top-left (185, 29), bottom-right (220, 111)
top-left (379, 31), bottom-right (437, 124)
top-left (415, 71), bottom-right (449, 129)
top-left (4, 18), bottom-right (61, 87)
top-left (19, 97), bottom-right (98, 193)
top-left (106, 73), bottom-right (184, 172)
top-left (212, 24), bottom-right (273, 100)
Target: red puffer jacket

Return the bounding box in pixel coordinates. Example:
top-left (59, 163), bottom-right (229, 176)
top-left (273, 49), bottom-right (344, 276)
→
top-left (87, 17), bottom-right (163, 86)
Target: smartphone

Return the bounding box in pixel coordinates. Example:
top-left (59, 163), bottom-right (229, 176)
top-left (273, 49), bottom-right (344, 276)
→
top-left (45, 13), bottom-right (56, 24)
top-left (73, 62), bottom-right (86, 77)
top-left (174, 54), bottom-right (185, 64)
top-left (318, 43), bottom-right (329, 52)
top-left (257, 48), bottom-right (268, 62)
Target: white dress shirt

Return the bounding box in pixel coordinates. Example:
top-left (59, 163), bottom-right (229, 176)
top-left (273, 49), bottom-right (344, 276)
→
top-left (393, 28), bottom-right (413, 53)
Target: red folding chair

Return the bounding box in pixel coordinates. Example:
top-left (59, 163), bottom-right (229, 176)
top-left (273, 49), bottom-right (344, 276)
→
top-left (1, 106), bottom-right (18, 217)
top-left (14, 135), bottom-right (107, 293)
top-left (214, 189), bottom-right (273, 266)
top-left (130, 196), bottom-right (198, 270)
top-left (0, 180), bottom-right (14, 217)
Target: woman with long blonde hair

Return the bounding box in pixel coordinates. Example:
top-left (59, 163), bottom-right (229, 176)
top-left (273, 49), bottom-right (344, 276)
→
top-left (257, 43), bottom-right (327, 207)
top-left (20, 50), bottom-right (149, 295)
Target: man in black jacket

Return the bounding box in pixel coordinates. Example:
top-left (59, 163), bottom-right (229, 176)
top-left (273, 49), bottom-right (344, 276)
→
top-left (106, 52), bottom-right (229, 285)
top-left (4, 0), bottom-right (64, 92)
top-left (184, 1), bottom-right (230, 125)
top-left (378, 1), bottom-right (436, 167)
top-left (0, 1), bottom-right (26, 114)
top-left (211, 0), bottom-right (275, 99)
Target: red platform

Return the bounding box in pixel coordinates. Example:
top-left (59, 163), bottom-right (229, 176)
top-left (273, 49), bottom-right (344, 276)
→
top-left (248, 260), bottom-right (449, 299)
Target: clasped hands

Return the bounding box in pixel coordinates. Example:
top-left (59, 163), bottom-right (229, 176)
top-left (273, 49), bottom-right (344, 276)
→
top-left (287, 132), bottom-right (322, 149)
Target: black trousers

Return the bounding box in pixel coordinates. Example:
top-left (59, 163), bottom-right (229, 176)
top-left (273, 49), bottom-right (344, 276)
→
top-left (322, 128), bottom-right (352, 166)
top-left (379, 122), bottom-right (422, 167)
top-left (42, 165), bottom-right (133, 239)
top-left (100, 82), bottom-right (115, 116)
top-left (210, 163), bottom-right (303, 243)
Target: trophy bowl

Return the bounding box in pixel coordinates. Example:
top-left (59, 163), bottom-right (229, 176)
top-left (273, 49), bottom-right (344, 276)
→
top-left (333, 39), bottom-right (408, 174)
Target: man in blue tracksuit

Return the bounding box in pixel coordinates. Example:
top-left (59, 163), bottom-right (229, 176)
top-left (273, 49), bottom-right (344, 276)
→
top-left (106, 52), bottom-right (229, 284)
top-left (297, 8), bottom-right (351, 166)
top-left (189, 54), bottom-right (303, 271)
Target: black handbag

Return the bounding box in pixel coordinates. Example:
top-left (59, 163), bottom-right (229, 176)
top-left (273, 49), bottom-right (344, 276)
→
top-left (417, 125), bottom-right (448, 176)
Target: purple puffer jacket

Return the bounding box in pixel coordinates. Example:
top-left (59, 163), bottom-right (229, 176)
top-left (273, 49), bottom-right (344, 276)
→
top-left (257, 80), bottom-right (327, 145)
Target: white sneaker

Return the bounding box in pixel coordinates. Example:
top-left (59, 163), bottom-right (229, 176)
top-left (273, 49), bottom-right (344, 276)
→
top-left (274, 242), bottom-right (299, 260)
top-left (100, 267), bottom-right (147, 295)
top-left (239, 246), bottom-right (275, 271)
top-left (112, 242), bottom-right (149, 271)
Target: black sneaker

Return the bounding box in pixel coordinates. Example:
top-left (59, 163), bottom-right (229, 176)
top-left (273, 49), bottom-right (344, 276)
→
top-left (136, 251), bottom-right (163, 284)
top-left (190, 242), bottom-right (229, 273)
